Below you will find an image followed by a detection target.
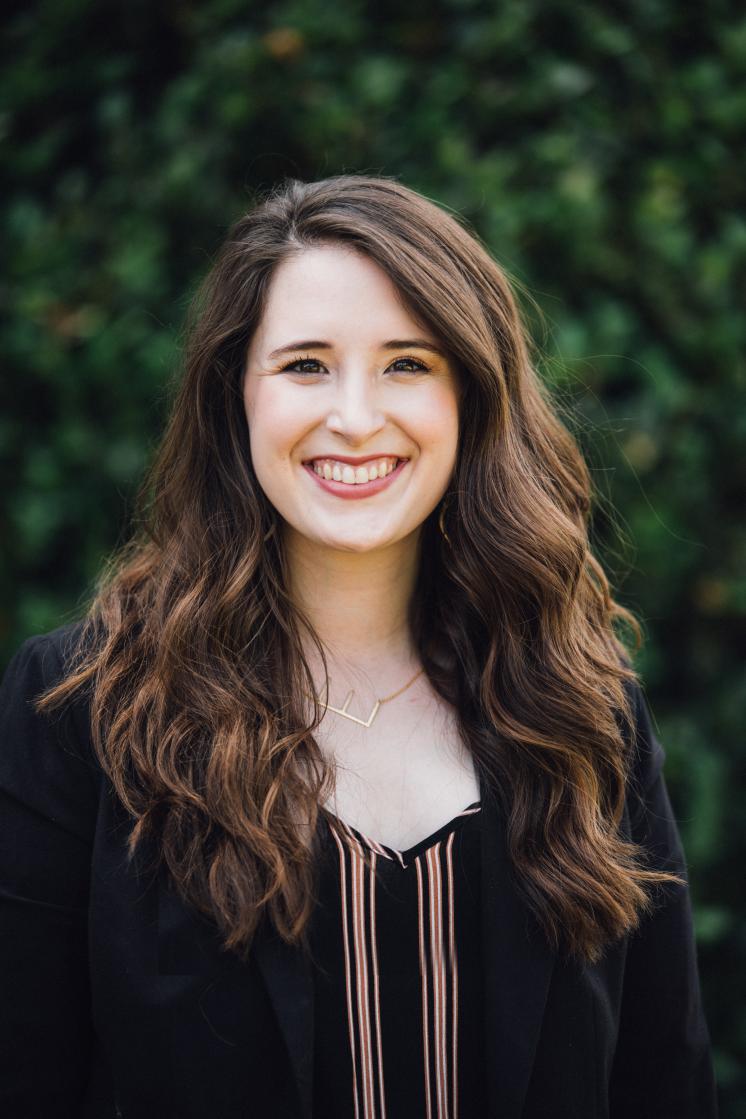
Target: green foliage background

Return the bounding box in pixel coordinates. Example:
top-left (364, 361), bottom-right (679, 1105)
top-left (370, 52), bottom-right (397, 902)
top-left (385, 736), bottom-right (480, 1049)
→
top-left (2, 0), bottom-right (744, 1107)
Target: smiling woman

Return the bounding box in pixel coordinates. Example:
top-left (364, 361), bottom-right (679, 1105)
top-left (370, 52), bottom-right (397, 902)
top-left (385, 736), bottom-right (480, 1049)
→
top-left (0, 174), bottom-right (718, 1118)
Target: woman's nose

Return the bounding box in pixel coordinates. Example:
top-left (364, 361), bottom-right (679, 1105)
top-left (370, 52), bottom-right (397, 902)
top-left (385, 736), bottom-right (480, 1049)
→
top-left (324, 372), bottom-right (387, 440)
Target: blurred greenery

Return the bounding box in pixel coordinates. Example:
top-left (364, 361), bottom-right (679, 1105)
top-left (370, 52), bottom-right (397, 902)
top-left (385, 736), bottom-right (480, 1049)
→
top-left (1, 0), bottom-right (744, 1108)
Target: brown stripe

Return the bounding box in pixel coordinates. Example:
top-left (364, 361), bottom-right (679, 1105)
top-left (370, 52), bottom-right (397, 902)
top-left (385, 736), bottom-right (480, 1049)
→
top-left (349, 830), bottom-right (376, 1117)
top-left (330, 825), bottom-right (362, 1119)
top-left (415, 855), bottom-right (433, 1119)
top-left (426, 841), bottom-right (448, 1117)
top-left (328, 814), bottom-right (395, 861)
top-left (369, 852), bottom-right (386, 1118)
top-left (446, 829), bottom-right (458, 1119)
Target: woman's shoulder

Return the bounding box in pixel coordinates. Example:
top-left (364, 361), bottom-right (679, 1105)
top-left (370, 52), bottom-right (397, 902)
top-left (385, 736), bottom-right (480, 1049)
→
top-left (1, 619), bottom-right (97, 736)
top-left (617, 669), bottom-right (671, 841)
top-left (0, 619), bottom-right (102, 841)
top-left (615, 652), bottom-right (667, 782)
top-left (3, 617), bottom-right (93, 672)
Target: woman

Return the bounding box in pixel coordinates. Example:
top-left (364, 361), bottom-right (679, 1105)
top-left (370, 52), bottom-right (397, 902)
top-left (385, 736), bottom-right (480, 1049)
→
top-left (0, 175), bottom-right (718, 1118)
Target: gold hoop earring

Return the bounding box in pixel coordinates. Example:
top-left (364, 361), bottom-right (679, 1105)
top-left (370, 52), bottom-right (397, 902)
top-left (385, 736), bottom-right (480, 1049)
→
top-left (438, 500), bottom-right (452, 546)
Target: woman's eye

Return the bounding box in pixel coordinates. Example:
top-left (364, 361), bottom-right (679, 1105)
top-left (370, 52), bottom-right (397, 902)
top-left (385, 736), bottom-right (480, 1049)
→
top-left (281, 358), bottom-right (323, 375)
top-left (390, 357), bottom-right (429, 374)
top-left (280, 356), bottom-right (429, 376)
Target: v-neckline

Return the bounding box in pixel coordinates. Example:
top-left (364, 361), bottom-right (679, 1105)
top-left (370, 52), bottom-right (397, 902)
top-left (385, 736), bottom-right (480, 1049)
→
top-left (322, 800), bottom-right (482, 867)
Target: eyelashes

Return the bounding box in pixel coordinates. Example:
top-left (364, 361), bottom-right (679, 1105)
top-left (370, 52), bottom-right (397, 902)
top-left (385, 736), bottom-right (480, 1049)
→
top-left (279, 354), bottom-right (431, 377)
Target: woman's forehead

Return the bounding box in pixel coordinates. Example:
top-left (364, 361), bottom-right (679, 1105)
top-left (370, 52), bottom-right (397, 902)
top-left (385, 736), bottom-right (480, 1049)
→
top-left (251, 248), bottom-right (441, 357)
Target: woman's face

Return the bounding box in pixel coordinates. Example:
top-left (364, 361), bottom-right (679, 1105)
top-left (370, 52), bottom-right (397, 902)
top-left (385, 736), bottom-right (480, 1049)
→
top-left (243, 244), bottom-right (460, 554)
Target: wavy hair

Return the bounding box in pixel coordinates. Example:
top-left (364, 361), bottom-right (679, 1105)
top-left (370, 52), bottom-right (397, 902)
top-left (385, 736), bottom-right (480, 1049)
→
top-left (35, 174), bottom-right (684, 966)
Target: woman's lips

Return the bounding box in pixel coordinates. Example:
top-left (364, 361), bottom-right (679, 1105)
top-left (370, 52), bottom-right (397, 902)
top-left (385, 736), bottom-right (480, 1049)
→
top-left (302, 458), bottom-right (408, 499)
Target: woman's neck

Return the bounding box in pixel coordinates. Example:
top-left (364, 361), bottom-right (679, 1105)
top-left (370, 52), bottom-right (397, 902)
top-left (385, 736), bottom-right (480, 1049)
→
top-left (285, 525), bottom-right (421, 680)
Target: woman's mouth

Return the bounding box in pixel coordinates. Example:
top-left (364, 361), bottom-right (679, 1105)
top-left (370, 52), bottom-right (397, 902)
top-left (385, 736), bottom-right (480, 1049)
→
top-left (302, 456), bottom-right (409, 499)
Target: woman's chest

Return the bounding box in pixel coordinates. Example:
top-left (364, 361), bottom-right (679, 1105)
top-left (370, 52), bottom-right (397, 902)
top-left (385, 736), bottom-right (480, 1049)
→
top-left (313, 694), bottom-right (480, 851)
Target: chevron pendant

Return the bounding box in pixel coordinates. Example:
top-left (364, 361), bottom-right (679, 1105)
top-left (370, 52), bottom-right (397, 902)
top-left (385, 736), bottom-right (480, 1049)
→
top-left (320, 688), bottom-right (382, 728)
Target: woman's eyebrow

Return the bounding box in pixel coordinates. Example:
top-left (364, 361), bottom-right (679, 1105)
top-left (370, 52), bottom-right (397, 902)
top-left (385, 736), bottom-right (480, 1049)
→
top-left (267, 338), bottom-right (446, 360)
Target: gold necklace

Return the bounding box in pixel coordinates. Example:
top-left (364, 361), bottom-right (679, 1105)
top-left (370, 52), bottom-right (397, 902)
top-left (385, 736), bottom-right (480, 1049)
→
top-left (304, 666), bottom-right (424, 728)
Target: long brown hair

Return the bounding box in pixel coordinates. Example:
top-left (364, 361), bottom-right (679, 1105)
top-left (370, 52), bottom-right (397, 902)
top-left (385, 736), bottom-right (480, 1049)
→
top-left (35, 174), bottom-right (684, 966)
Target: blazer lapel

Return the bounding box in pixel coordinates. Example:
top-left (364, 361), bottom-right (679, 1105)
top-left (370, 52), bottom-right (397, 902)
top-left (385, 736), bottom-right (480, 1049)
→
top-left (157, 862), bottom-right (315, 1119)
top-left (251, 916), bottom-right (315, 1119)
top-left (479, 768), bottom-right (556, 1118)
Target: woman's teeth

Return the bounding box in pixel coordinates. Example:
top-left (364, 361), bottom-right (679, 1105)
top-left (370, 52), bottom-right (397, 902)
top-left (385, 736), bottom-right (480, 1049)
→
top-left (311, 458), bottom-right (399, 485)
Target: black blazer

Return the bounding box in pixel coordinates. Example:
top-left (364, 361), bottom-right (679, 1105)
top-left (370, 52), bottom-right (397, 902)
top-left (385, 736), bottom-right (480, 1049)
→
top-left (0, 623), bottom-right (718, 1118)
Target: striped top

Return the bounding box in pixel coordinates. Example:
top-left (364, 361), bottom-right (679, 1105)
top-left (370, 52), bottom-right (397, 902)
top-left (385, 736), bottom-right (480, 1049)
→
top-left (309, 800), bottom-right (485, 1118)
